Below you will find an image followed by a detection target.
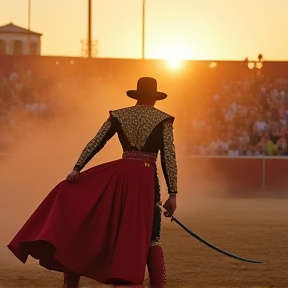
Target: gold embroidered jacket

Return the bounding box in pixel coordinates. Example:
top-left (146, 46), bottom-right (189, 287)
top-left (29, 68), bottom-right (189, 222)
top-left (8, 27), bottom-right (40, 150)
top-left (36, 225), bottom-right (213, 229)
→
top-left (73, 105), bottom-right (178, 194)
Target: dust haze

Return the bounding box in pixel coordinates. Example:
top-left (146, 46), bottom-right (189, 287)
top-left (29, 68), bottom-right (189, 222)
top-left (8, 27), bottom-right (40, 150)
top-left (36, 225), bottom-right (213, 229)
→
top-left (0, 77), bottom-right (228, 270)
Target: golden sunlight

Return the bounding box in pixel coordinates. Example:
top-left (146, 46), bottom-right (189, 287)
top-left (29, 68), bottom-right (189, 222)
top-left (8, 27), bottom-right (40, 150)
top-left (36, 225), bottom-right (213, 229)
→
top-left (167, 58), bottom-right (182, 69)
top-left (154, 43), bottom-right (191, 69)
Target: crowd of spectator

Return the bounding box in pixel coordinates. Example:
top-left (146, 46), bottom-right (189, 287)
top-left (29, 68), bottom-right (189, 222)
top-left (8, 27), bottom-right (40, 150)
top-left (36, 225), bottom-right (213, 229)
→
top-left (178, 75), bottom-right (288, 156)
top-left (0, 69), bottom-right (70, 152)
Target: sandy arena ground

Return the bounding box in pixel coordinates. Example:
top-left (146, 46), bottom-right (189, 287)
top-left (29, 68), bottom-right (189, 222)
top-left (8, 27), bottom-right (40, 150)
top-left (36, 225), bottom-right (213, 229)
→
top-left (0, 198), bottom-right (287, 288)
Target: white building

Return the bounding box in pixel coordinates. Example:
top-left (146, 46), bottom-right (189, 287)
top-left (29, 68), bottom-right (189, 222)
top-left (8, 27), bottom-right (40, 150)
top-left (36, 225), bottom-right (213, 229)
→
top-left (0, 22), bottom-right (42, 55)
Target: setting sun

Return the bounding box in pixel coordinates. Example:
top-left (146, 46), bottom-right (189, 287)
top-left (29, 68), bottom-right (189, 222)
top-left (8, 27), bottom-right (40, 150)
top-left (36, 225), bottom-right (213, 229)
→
top-left (167, 58), bottom-right (182, 69)
top-left (153, 43), bottom-right (191, 69)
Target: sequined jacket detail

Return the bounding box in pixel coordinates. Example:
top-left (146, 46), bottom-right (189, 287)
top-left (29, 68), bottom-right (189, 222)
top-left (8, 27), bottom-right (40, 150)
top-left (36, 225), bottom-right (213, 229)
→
top-left (110, 105), bottom-right (172, 150)
top-left (73, 105), bottom-right (178, 194)
top-left (161, 121), bottom-right (178, 193)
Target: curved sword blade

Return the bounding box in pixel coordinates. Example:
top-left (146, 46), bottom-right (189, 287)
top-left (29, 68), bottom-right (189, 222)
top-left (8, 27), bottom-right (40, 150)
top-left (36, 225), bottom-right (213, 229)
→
top-left (170, 215), bottom-right (265, 264)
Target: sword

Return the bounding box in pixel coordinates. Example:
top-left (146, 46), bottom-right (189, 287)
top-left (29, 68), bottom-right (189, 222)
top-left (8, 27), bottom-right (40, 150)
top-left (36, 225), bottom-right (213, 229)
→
top-left (170, 215), bottom-right (265, 264)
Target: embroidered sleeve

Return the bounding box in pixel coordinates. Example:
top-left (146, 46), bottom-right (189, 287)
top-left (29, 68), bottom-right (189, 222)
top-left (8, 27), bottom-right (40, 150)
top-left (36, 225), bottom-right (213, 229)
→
top-left (73, 117), bottom-right (117, 171)
top-left (160, 120), bottom-right (178, 194)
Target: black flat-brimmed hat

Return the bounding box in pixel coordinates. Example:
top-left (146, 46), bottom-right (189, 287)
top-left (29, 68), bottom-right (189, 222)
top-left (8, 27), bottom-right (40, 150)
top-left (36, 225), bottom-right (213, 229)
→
top-left (126, 77), bottom-right (167, 100)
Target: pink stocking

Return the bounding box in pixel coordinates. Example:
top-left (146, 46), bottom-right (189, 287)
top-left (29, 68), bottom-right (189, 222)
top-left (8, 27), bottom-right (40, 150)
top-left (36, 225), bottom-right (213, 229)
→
top-left (147, 245), bottom-right (167, 288)
top-left (63, 271), bottom-right (80, 288)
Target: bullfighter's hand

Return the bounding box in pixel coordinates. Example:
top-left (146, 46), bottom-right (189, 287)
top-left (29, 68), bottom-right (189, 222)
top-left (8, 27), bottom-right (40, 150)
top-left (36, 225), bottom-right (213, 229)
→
top-left (163, 195), bottom-right (177, 218)
top-left (66, 170), bottom-right (80, 183)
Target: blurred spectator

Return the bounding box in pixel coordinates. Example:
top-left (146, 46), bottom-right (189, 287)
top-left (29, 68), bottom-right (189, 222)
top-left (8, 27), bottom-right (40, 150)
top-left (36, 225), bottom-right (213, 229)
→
top-left (178, 75), bottom-right (288, 156)
top-left (0, 68), bottom-right (72, 152)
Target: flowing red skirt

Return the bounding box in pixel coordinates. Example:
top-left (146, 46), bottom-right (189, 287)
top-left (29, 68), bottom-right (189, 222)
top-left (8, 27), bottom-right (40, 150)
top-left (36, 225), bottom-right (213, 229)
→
top-left (7, 155), bottom-right (156, 284)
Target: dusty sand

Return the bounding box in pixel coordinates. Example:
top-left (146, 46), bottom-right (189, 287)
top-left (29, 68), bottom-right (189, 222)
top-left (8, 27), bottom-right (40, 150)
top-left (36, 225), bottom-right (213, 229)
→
top-left (0, 198), bottom-right (287, 288)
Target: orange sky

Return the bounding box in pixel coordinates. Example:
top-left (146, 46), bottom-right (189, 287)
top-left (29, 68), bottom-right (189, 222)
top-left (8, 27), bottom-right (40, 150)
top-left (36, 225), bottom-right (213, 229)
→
top-left (0, 0), bottom-right (288, 60)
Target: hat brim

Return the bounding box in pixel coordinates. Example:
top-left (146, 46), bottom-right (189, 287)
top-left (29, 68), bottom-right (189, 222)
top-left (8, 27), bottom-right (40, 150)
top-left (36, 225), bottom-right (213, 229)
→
top-left (126, 90), bottom-right (167, 100)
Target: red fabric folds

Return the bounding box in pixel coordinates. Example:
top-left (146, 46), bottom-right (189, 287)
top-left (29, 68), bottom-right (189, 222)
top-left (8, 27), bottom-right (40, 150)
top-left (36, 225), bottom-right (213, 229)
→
top-left (7, 155), bottom-right (156, 284)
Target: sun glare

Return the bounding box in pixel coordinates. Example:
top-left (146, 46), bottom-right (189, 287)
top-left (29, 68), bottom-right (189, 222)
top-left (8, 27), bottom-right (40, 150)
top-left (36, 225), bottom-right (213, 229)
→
top-left (167, 58), bottom-right (182, 69)
top-left (155, 43), bottom-right (191, 70)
